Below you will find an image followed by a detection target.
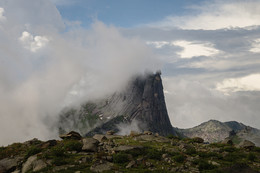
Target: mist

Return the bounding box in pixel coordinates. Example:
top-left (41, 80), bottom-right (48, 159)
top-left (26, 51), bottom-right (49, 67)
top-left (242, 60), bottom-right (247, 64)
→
top-left (0, 0), bottom-right (159, 146)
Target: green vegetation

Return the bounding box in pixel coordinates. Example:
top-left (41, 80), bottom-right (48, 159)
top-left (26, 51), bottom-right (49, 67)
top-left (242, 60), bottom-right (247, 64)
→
top-left (113, 153), bottom-right (129, 163)
top-left (25, 146), bottom-right (42, 159)
top-left (63, 140), bottom-right (83, 152)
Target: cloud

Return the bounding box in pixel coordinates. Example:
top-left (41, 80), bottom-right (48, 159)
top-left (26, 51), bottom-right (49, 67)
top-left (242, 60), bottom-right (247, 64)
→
top-left (216, 74), bottom-right (260, 94)
top-left (172, 40), bottom-right (220, 58)
top-left (163, 77), bottom-right (260, 129)
top-left (250, 38), bottom-right (260, 53)
top-left (0, 0), bottom-right (159, 146)
top-left (19, 31), bottom-right (49, 52)
top-left (0, 7), bottom-right (6, 21)
top-left (149, 0), bottom-right (260, 30)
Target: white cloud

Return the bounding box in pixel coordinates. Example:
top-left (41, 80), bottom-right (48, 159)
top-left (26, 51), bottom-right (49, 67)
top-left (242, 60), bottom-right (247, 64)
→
top-left (19, 31), bottom-right (49, 52)
top-left (216, 74), bottom-right (260, 94)
top-left (150, 0), bottom-right (260, 30)
top-left (0, 7), bottom-right (6, 21)
top-left (146, 41), bottom-right (170, 48)
top-left (250, 38), bottom-right (260, 53)
top-left (172, 40), bottom-right (219, 58)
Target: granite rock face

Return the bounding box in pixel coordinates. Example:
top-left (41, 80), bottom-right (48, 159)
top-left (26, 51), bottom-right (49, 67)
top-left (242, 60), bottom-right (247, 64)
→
top-left (59, 72), bottom-right (177, 137)
top-left (85, 72), bottom-right (176, 136)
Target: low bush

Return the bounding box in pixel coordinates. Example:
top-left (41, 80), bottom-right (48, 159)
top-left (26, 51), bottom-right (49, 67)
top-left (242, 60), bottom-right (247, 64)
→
top-left (247, 153), bottom-right (256, 162)
top-left (146, 148), bottom-right (163, 160)
top-left (173, 154), bottom-right (185, 163)
top-left (198, 160), bottom-right (216, 171)
top-left (64, 140), bottom-right (83, 152)
top-left (25, 146), bottom-right (42, 159)
top-left (113, 153), bottom-right (129, 164)
top-left (50, 146), bottom-right (66, 157)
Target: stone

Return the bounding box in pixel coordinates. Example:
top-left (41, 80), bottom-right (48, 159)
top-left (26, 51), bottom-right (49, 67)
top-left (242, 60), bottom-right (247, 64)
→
top-left (238, 140), bottom-right (255, 149)
top-left (22, 155), bottom-right (47, 173)
top-left (90, 161), bottom-right (113, 172)
top-left (0, 157), bottom-right (23, 173)
top-left (59, 131), bottom-right (82, 140)
top-left (208, 161), bottom-right (220, 166)
top-left (129, 131), bottom-right (140, 137)
top-left (82, 138), bottom-right (99, 152)
top-left (93, 134), bottom-right (108, 142)
top-left (126, 160), bottom-right (136, 169)
top-left (162, 154), bottom-right (169, 159)
top-left (192, 137), bottom-right (204, 143)
top-left (143, 131), bottom-right (153, 135)
top-left (106, 131), bottom-right (115, 135)
top-left (222, 138), bottom-right (233, 145)
top-left (135, 135), bottom-right (157, 141)
top-left (40, 140), bottom-right (57, 149)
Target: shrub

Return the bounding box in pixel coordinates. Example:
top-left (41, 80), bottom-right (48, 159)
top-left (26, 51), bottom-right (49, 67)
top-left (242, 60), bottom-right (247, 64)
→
top-left (50, 146), bottom-right (66, 157)
top-left (198, 160), bottom-right (216, 171)
top-left (191, 137), bottom-right (204, 143)
top-left (173, 154), bottom-right (185, 163)
top-left (52, 157), bottom-right (68, 166)
top-left (64, 140), bottom-right (83, 152)
top-left (247, 153), bottom-right (256, 161)
top-left (223, 146), bottom-right (236, 152)
top-left (25, 146), bottom-right (42, 159)
top-left (146, 148), bottom-right (163, 160)
top-left (113, 153), bottom-right (129, 164)
top-left (185, 147), bottom-right (197, 155)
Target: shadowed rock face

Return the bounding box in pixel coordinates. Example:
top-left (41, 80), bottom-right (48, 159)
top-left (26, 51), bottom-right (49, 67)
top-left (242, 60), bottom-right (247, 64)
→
top-left (59, 72), bottom-right (176, 136)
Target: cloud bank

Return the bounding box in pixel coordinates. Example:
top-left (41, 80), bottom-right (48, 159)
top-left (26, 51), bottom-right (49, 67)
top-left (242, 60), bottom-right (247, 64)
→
top-left (0, 0), bottom-right (159, 146)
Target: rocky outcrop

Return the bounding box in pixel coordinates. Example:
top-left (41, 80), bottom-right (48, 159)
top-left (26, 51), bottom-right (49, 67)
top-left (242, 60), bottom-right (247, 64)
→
top-left (179, 119), bottom-right (260, 146)
top-left (59, 72), bottom-right (176, 137)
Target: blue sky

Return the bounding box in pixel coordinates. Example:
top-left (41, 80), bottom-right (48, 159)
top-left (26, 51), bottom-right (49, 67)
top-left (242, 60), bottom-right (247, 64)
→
top-left (54, 0), bottom-right (202, 28)
top-left (1, 0), bottom-right (260, 145)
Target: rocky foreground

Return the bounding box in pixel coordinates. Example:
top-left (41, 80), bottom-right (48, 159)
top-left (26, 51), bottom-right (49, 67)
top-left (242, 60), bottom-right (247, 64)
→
top-left (0, 131), bottom-right (260, 173)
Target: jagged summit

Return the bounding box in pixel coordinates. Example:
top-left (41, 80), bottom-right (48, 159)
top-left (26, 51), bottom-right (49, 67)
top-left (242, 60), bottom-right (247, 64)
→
top-left (59, 72), bottom-right (176, 137)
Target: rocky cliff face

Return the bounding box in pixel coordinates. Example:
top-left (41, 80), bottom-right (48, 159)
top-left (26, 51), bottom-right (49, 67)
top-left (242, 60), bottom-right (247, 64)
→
top-left (58, 72), bottom-right (176, 136)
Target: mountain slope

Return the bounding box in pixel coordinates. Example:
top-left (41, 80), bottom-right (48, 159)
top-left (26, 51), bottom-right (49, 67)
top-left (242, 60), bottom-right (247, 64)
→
top-left (179, 120), bottom-right (260, 146)
top-left (59, 72), bottom-right (177, 136)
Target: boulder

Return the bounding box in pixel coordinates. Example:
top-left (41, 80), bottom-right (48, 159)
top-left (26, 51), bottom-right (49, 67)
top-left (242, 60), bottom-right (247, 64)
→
top-left (192, 137), bottom-right (204, 143)
top-left (129, 131), bottom-right (140, 137)
top-left (0, 157), bottom-right (23, 173)
top-left (59, 131), bottom-right (82, 140)
top-left (93, 134), bottom-right (108, 142)
top-left (143, 131), bottom-right (153, 135)
top-left (82, 138), bottom-right (99, 152)
top-left (40, 140), bottom-right (57, 149)
top-left (237, 140), bottom-right (255, 149)
top-left (222, 138), bottom-right (233, 145)
top-left (22, 155), bottom-right (47, 173)
top-left (106, 131), bottom-right (115, 135)
top-left (90, 161), bottom-right (113, 172)
top-left (126, 160), bottom-right (136, 169)
top-left (134, 135), bottom-right (157, 141)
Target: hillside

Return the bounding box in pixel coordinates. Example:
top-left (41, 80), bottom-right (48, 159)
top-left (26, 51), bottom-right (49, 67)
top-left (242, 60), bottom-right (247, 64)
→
top-left (0, 131), bottom-right (260, 173)
top-left (179, 120), bottom-right (260, 146)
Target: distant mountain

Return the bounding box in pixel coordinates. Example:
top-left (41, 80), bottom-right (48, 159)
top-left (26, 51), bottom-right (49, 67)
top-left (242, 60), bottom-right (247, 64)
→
top-left (58, 72), bottom-right (177, 137)
top-left (179, 120), bottom-right (260, 146)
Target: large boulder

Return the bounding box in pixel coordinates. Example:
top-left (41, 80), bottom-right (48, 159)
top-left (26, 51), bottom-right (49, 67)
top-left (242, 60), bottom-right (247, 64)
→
top-left (82, 138), bottom-right (99, 152)
top-left (59, 131), bottom-right (82, 140)
top-left (237, 140), bottom-right (255, 149)
top-left (90, 161), bottom-right (113, 172)
top-left (22, 155), bottom-right (47, 173)
top-left (0, 156), bottom-right (23, 173)
top-left (93, 134), bottom-right (108, 142)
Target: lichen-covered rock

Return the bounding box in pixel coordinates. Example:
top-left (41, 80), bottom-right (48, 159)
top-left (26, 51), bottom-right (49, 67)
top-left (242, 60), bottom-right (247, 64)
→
top-left (60, 131), bottom-right (82, 140)
top-left (82, 138), bottom-right (99, 152)
top-left (237, 140), bottom-right (255, 149)
top-left (90, 161), bottom-right (113, 172)
top-left (0, 156), bottom-right (23, 173)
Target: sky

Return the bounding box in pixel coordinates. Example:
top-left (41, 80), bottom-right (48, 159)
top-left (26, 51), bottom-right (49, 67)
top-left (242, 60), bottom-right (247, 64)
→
top-left (1, 0), bottom-right (260, 145)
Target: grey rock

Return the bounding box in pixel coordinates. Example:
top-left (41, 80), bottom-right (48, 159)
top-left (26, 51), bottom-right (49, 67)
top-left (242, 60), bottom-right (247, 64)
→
top-left (93, 134), bottom-right (108, 142)
top-left (22, 155), bottom-right (47, 173)
top-left (0, 156), bottom-right (23, 173)
top-left (126, 160), bottom-right (136, 169)
top-left (222, 138), bottom-right (233, 145)
top-left (60, 131), bottom-right (82, 140)
top-left (237, 140), bottom-right (255, 149)
top-left (82, 138), bottom-right (99, 152)
top-left (90, 161), bottom-right (113, 172)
